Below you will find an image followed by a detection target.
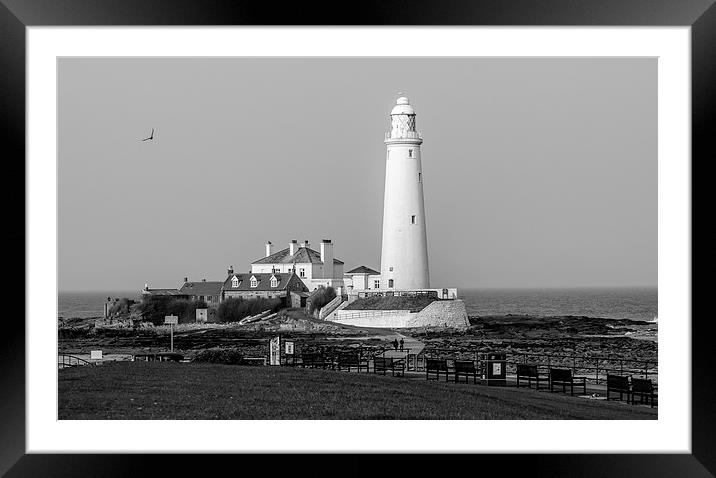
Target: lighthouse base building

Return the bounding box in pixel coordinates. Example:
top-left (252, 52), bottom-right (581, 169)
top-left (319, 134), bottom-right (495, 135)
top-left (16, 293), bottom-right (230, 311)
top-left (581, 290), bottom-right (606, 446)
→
top-left (328, 95), bottom-right (468, 329)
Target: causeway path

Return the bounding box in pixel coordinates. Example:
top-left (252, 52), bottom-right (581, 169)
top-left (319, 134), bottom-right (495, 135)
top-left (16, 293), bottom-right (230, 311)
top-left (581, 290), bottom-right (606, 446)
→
top-left (383, 331), bottom-right (425, 359)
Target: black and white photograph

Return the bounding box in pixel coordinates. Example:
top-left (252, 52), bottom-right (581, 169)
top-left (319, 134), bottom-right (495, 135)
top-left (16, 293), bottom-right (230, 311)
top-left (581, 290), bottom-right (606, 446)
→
top-left (4, 0), bottom-right (709, 470)
top-left (56, 56), bottom-right (659, 421)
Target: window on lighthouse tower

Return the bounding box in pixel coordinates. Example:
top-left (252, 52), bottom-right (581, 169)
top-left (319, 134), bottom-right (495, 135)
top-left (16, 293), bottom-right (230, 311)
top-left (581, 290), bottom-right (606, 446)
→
top-left (408, 149), bottom-right (413, 158)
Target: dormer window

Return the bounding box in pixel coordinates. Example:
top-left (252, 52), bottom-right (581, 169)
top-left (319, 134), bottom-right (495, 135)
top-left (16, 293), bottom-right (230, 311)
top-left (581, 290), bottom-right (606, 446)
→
top-left (231, 276), bottom-right (239, 288)
top-left (250, 276), bottom-right (258, 288)
top-left (270, 275), bottom-right (278, 288)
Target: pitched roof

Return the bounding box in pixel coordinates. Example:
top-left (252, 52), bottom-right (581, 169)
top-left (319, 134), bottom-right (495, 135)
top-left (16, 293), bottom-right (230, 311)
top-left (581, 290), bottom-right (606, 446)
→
top-left (252, 246), bottom-right (344, 265)
top-left (141, 288), bottom-right (188, 297)
top-left (179, 281), bottom-right (224, 296)
top-left (221, 272), bottom-right (309, 292)
top-left (346, 265), bottom-right (380, 275)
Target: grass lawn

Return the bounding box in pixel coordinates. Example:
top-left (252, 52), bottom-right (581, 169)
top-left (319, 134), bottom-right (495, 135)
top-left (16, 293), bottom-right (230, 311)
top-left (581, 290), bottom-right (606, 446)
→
top-left (58, 362), bottom-right (657, 420)
top-left (343, 295), bottom-right (437, 312)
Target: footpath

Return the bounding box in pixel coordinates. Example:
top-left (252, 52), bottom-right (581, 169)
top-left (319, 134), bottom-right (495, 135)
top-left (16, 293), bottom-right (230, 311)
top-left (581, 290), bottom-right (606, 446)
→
top-left (382, 331), bottom-right (424, 359)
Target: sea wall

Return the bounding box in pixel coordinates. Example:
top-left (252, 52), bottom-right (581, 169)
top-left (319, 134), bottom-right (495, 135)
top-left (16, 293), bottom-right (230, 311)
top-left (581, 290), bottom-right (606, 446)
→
top-left (406, 299), bottom-right (469, 328)
top-left (329, 300), bottom-right (468, 329)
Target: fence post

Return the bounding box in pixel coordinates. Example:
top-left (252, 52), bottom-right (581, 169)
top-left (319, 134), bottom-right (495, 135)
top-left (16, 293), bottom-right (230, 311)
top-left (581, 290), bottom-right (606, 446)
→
top-left (595, 358), bottom-right (599, 385)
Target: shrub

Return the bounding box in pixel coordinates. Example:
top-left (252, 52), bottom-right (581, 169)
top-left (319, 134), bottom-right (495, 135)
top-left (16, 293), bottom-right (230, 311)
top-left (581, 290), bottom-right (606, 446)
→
top-left (192, 348), bottom-right (244, 365)
top-left (139, 296), bottom-right (208, 325)
top-left (108, 298), bottom-right (135, 316)
top-left (216, 297), bottom-right (283, 323)
top-left (308, 286), bottom-right (337, 315)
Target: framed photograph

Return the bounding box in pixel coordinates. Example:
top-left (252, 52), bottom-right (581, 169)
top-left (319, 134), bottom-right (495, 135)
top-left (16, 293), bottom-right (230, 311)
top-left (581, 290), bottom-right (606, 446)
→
top-left (8, 0), bottom-right (712, 475)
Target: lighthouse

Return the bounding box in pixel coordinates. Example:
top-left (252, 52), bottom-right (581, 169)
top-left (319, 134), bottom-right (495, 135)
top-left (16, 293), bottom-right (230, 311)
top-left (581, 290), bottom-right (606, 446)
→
top-left (379, 95), bottom-right (430, 290)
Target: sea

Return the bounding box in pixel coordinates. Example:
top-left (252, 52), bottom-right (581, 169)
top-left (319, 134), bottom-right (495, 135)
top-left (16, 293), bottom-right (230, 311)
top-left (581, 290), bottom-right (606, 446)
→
top-left (58, 287), bottom-right (658, 322)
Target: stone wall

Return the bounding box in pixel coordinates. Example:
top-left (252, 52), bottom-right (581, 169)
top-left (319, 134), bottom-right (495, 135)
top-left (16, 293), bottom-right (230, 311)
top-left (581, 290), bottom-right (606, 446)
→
top-left (406, 299), bottom-right (469, 328)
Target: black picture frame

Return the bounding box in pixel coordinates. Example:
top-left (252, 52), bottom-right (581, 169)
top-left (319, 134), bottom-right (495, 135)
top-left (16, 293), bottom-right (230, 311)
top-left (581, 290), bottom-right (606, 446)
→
top-left (4, 0), bottom-right (712, 475)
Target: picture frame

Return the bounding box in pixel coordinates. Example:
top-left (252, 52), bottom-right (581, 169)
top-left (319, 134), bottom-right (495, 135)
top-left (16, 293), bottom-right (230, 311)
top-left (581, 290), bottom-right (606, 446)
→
top-left (6, 0), bottom-right (712, 475)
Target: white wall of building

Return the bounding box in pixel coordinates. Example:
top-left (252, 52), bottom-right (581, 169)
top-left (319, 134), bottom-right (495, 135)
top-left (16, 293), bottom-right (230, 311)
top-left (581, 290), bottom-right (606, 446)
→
top-left (250, 241), bottom-right (344, 292)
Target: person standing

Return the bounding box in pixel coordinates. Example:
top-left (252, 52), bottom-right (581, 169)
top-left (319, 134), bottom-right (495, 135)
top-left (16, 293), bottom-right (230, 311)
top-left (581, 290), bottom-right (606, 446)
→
top-left (399, 338), bottom-right (404, 351)
top-left (393, 339), bottom-right (399, 351)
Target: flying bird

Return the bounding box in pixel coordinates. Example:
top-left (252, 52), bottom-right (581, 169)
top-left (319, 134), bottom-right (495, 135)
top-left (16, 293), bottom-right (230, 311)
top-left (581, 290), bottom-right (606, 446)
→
top-left (141, 128), bottom-right (154, 141)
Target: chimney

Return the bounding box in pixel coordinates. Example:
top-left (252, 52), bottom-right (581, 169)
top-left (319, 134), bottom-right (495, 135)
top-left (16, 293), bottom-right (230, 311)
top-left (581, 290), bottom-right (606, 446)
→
top-left (265, 241), bottom-right (273, 257)
top-left (183, 277), bottom-right (188, 283)
top-left (320, 239), bottom-right (333, 279)
top-left (228, 265), bottom-right (234, 275)
top-left (289, 239), bottom-right (298, 255)
top-left (202, 278), bottom-right (206, 282)
top-left (144, 283), bottom-right (149, 291)
top-left (301, 240), bottom-right (310, 248)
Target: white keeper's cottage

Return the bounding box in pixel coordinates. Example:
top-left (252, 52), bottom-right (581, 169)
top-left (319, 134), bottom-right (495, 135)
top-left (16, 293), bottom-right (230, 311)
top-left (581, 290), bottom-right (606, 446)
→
top-left (250, 239), bottom-right (345, 291)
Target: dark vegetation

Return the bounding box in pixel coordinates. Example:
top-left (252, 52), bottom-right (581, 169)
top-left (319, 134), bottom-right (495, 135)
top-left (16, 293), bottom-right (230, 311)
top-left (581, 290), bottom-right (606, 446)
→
top-left (276, 308), bottom-right (313, 320)
top-left (308, 286), bottom-right (337, 315)
top-left (139, 296), bottom-right (208, 325)
top-left (58, 361), bottom-right (657, 420)
top-left (344, 295), bottom-right (437, 312)
top-left (108, 298), bottom-right (136, 316)
top-left (192, 348), bottom-right (244, 365)
top-left (216, 297), bottom-right (282, 323)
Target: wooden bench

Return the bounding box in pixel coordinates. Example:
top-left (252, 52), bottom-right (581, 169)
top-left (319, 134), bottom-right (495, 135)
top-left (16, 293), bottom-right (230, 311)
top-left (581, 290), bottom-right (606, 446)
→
top-left (133, 352), bottom-right (183, 363)
top-left (425, 358), bottom-right (450, 382)
top-left (373, 357), bottom-right (405, 377)
top-left (549, 368), bottom-right (587, 396)
top-left (631, 378), bottom-right (656, 408)
top-left (454, 360), bottom-right (478, 384)
top-left (299, 353), bottom-right (330, 369)
top-left (516, 364), bottom-right (548, 390)
top-left (606, 374), bottom-right (632, 403)
top-left (335, 353), bottom-right (369, 373)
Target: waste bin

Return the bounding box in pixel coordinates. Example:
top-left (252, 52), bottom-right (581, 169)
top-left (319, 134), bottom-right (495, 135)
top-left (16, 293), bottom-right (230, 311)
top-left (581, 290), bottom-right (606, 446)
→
top-left (485, 352), bottom-right (507, 386)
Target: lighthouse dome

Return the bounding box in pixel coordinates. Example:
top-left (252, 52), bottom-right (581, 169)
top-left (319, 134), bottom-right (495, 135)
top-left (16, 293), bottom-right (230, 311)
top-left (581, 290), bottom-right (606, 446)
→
top-left (391, 96), bottom-right (415, 115)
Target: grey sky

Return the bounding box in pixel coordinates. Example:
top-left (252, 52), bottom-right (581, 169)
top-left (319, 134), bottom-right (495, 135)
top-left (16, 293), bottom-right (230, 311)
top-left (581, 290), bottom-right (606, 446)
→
top-left (58, 57), bottom-right (656, 291)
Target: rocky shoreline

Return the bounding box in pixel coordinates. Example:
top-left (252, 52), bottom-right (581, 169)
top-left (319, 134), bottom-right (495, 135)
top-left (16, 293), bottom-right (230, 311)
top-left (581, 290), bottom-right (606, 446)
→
top-left (58, 313), bottom-right (657, 371)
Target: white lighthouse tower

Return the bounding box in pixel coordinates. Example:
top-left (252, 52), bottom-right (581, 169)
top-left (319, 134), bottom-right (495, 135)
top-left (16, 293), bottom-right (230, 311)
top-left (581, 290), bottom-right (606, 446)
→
top-left (379, 95), bottom-right (430, 290)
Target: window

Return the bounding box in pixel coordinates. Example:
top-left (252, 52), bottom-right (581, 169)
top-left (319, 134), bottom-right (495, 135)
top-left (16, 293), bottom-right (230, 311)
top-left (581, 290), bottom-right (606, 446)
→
top-left (231, 276), bottom-right (239, 288)
top-left (270, 275), bottom-right (278, 288)
top-left (250, 276), bottom-right (258, 288)
top-left (388, 279), bottom-right (394, 288)
top-left (418, 172), bottom-right (422, 182)
top-left (408, 149), bottom-right (413, 158)
top-left (299, 268), bottom-right (306, 278)
top-left (389, 267), bottom-right (393, 272)
top-left (411, 215), bottom-right (416, 224)
top-left (374, 280), bottom-right (380, 289)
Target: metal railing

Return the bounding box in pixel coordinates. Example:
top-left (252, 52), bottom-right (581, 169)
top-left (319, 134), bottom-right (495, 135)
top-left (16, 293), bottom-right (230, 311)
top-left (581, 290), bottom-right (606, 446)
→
top-left (58, 354), bottom-right (95, 369)
top-left (419, 348), bottom-right (657, 385)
